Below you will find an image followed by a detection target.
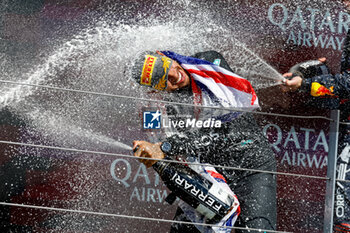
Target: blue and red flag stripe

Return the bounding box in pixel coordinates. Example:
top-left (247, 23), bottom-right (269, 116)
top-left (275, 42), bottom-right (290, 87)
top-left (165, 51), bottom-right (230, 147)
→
top-left (161, 50), bottom-right (259, 108)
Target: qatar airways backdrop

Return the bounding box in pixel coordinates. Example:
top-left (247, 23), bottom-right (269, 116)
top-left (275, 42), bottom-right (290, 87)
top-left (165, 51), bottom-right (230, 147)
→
top-left (0, 0), bottom-right (345, 232)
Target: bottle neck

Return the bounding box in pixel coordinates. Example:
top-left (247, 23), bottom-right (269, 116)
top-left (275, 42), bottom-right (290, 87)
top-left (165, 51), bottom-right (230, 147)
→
top-left (152, 157), bottom-right (171, 175)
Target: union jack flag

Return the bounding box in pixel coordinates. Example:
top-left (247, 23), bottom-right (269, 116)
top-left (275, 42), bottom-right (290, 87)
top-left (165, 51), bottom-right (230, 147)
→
top-left (161, 51), bottom-right (259, 114)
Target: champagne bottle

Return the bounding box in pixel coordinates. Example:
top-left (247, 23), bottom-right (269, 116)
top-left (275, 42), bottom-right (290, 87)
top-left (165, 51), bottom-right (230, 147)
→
top-left (153, 158), bottom-right (235, 224)
top-left (289, 60), bottom-right (330, 80)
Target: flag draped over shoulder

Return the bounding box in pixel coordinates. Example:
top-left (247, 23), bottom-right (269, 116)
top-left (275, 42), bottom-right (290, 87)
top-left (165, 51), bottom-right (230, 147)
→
top-left (161, 51), bottom-right (259, 111)
top-left (160, 51), bottom-right (255, 232)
